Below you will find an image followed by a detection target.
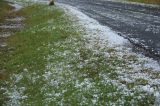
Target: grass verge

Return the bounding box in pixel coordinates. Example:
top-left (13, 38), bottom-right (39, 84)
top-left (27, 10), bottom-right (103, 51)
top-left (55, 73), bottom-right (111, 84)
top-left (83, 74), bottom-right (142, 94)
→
top-left (126, 0), bottom-right (160, 4)
top-left (0, 1), bottom-right (159, 106)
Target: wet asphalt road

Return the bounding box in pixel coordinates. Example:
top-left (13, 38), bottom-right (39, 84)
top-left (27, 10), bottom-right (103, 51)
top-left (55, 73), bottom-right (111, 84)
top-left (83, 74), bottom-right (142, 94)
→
top-left (57, 0), bottom-right (160, 60)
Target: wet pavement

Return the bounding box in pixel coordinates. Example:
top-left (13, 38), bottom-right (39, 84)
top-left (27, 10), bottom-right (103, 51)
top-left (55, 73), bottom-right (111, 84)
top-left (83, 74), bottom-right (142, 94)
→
top-left (57, 0), bottom-right (160, 61)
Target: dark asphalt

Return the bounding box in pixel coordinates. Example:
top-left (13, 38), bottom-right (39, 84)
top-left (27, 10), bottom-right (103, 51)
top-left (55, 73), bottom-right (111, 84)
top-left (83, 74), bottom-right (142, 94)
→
top-left (58, 0), bottom-right (160, 60)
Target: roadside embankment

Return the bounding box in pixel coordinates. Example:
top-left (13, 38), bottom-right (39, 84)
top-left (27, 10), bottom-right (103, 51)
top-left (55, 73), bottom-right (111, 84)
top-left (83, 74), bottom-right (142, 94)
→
top-left (0, 0), bottom-right (23, 105)
top-left (0, 0), bottom-right (160, 105)
top-left (127, 0), bottom-right (160, 5)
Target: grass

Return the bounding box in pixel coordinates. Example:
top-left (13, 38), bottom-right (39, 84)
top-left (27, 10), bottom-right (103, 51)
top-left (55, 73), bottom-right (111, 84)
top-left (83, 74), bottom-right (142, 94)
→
top-left (126, 0), bottom-right (160, 4)
top-left (0, 0), bottom-right (15, 105)
top-left (0, 3), bottom-right (83, 106)
top-left (0, 1), bottom-right (159, 106)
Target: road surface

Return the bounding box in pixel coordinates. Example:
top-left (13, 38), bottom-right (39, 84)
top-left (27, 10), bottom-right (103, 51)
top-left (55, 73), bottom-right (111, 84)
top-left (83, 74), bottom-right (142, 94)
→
top-left (58, 0), bottom-right (160, 60)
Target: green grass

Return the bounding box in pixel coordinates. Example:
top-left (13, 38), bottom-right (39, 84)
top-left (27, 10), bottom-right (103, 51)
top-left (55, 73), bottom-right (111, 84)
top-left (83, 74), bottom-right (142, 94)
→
top-left (0, 3), bottom-right (79, 105)
top-left (0, 1), bottom-right (159, 106)
top-left (126, 0), bottom-right (160, 4)
top-left (0, 0), bottom-right (15, 105)
top-left (6, 5), bottom-right (68, 72)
